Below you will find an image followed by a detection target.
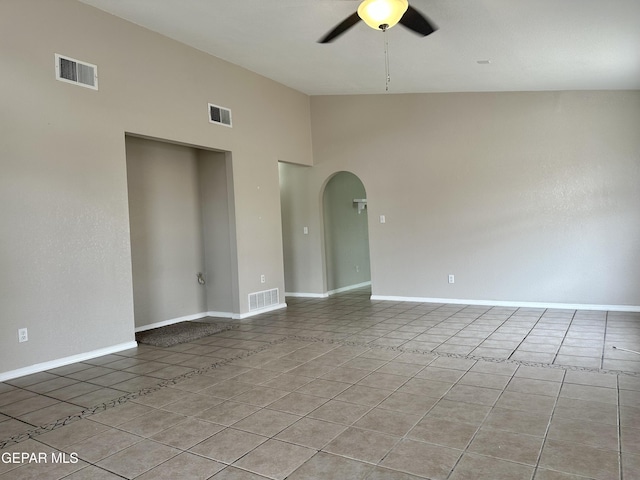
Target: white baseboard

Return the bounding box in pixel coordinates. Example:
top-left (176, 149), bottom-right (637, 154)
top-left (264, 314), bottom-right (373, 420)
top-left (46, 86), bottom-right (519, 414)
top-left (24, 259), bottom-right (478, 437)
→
top-left (370, 295), bottom-right (640, 312)
top-left (285, 292), bottom-right (329, 298)
top-left (0, 341), bottom-right (139, 382)
top-left (233, 302), bottom-right (287, 319)
top-left (135, 311), bottom-right (234, 333)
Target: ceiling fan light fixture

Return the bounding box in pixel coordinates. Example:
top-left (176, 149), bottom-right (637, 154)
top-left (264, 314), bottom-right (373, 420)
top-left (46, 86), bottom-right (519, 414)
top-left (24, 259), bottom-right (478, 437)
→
top-left (357, 0), bottom-right (409, 30)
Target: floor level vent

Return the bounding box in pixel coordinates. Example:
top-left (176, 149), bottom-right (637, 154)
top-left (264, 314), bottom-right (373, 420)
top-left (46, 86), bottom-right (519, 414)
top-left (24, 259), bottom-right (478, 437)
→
top-left (249, 288), bottom-right (279, 312)
top-left (55, 54), bottom-right (98, 90)
top-left (208, 103), bottom-right (232, 127)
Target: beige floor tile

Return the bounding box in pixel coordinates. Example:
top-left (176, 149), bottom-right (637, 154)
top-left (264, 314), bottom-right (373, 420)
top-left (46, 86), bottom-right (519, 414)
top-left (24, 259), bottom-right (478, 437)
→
top-left (17, 402), bottom-right (82, 428)
top-left (232, 409), bottom-right (300, 437)
top-left (89, 401), bottom-right (154, 427)
top-left (397, 377), bottom-right (452, 398)
top-left (150, 417), bottom-right (224, 449)
top-left (468, 427), bottom-right (544, 464)
top-left (495, 391), bottom-right (556, 415)
top-left (69, 427), bottom-right (142, 463)
top-left (533, 469), bottom-right (592, 480)
top-left (287, 452), bottom-right (373, 480)
top-left (449, 453), bottom-right (534, 480)
top-left (377, 391), bottom-right (438, 415)
top-left (357, 372), bottom-right (410, 390)
top-left (308, 399), bottom-right (371, 425)
top-left (267, 392), bottom-right (328, 415)
top-left (353, 407), bottom-right (421, 437)
top-left (231, 386), bottom-right (289, 407)
top-left (443, 384), bottom-right (502, 406)
top-left (96, 439), bottom-right (180, 479)
top-left (0, 395), bottom-right (59, 417)
top-left (195, 400), bottom-right (259, 426)
top-left (67, 387), bottom-right (128, 408)
top-left (459, 371), bottom-right (512, 389)
top-left (547, 416), bottom-right (619, 451)
top-left (62, 465), bottom-right (128, 479)
top-left (210, 466), bottom-right (272, 479)
top-left (323, 427), bottom-right (399, 463)
top-left (482, 407), bottom-right (551, 437)
top-left (36, 419), bottom-right (109, 449)
top-left (427, 399), bottom-right (492, 426)
top-left (539, 438), bottom-right (619, 480)
top-left (506, 377), bottom-right (562, 397)
top-left (119, 409), bottom-right (187, 437)
top-left (275, 418), bottom-right (346, 449)
top-left (559, 383), bottom-right (618, 405)
top-left (136, 452), bottom-right (225, 480)
top-left (234, 439), bottom-right (316, 480)
top-left (381, 438), bottom-right (461, 479)
top-left (407, 416), bottom-right (477, 449)
top-left (189, 427), bottom-right (267, 463)
top-left (160, 392), bottom-right (224, 415)
top-left (295, 379), bottom-right (350, 398)
top-left (622, 452), bottom-right (640, 480)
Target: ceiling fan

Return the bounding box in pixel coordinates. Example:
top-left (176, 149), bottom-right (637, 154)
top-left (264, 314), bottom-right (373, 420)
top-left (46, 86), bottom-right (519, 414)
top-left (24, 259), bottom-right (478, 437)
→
top-left (319, 0), bottom-right (437, 43)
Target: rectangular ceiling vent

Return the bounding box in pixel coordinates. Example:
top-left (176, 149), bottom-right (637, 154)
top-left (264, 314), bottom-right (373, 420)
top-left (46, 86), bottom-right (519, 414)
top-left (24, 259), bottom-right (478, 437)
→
top-left (55, 54), bottom-right (98, 90)
top-left (249, 288), bottom-right (279, 312)
top-left (208, 103), bottom-right (232, 127)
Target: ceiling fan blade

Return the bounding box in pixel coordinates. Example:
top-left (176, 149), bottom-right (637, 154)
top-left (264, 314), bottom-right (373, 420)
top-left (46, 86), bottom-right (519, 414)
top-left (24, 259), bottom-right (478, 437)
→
top-left (318, 12), bottom-right (361, 43)
top-left (399, 5), bottom-right (437, 37)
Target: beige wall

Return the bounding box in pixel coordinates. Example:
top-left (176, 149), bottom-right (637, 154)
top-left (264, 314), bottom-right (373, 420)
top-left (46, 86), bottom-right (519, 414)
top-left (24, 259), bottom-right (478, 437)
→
top-left (280, 91), bottom-right (640, 307)
top-left (0, 0), bottom-right (312, 376)
top-left (198, 150), bottom-right (236, 315)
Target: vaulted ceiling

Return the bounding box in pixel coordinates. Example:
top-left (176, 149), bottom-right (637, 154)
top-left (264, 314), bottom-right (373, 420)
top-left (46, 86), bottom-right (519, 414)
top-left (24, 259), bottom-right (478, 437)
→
top-left (80, 0), bottom-right (640, 95)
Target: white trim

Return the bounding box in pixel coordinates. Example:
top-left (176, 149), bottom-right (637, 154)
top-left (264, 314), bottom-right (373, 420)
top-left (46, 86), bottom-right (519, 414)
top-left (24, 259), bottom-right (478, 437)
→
top-left (0, 341), bottom-right (138, 382)
top-left (327, 281), bottom-right (371, 296)
top-left (370, 295), bottom-right (640, 312)
top-left (285, 292), bottom-right (329, 298)
top-left (135, 311), bottom-right (234, 332)
top-left (233, 303), bottom-right (287, 319)
top-left (205, 311), bottom-right (234, 319)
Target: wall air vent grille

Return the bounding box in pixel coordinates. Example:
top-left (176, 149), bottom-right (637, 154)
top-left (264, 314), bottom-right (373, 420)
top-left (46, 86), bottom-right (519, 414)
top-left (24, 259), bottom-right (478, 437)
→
top-left (208, 103), bottom-right (232, 127)
top-left (55, 54), bottom-right (98, 90)
top-left (249, 288), bottom-right (279, 311)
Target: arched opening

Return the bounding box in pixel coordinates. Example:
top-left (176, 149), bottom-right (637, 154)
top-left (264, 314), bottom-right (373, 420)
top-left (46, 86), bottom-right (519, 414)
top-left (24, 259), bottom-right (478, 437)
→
top-left (322, 171), bottom-right (371, 294)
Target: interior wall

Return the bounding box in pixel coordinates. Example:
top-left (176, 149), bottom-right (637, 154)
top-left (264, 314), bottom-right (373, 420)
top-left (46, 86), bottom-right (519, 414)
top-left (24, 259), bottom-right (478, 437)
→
top-left (198, 150), bottom-right (235, 314)
top-left (0, 0), bottom-right (312, 376)
top-left (279, 162), bottom-right (324, 295)
top-left (322, 172), bottom-right (371, 292)
top-left (286, 91), bottom-right (640, 308)
top-left (126, 136), bottom-right (208, 328)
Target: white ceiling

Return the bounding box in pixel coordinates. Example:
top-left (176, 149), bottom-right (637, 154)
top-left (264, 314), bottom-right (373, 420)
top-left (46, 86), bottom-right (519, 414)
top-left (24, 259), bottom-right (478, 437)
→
top-left (79, 0), bottom-right (640, 95)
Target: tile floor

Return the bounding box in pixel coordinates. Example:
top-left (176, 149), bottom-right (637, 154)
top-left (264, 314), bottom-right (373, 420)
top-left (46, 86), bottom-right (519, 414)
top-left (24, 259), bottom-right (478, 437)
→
top-left (1, 289), bottom-right (639, 479)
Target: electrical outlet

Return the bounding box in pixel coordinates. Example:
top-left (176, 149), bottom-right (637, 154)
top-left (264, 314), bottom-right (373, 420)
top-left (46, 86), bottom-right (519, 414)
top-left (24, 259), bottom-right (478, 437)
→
top-left (260, 274), bottom-right (266, 283)
top-left (303, 226), bottom-right (309, 235)
top-left (355, 265), bottom-right (360, 273)
top-left (18, 328), bottom-right (28, 343)
top-left (448, 274), bottom-right (455, 284)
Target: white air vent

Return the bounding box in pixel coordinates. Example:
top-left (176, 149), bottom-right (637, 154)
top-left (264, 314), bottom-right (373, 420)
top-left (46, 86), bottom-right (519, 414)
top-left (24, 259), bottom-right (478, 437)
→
top-left (55, 54), bottom-right (98, 90)
top-left (249, 288), bottom-right (279, 312)
top-left (208, 103), bottom-right (232, 127)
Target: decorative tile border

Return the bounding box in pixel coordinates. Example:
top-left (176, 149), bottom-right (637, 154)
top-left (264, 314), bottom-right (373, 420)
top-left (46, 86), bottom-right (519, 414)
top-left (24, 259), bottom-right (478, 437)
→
top-left (1, 333), bottom-right (637, 449)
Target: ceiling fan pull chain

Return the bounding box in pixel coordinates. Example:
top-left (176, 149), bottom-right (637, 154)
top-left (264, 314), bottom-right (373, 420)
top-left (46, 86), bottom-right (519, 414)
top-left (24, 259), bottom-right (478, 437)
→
top-left (384, 26), bottom-right (390, 91)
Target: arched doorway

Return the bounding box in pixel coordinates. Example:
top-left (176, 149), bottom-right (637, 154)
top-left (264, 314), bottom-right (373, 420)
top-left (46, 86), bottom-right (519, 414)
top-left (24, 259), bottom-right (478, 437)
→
top-left (322, 171), bottom-right (371, 294)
